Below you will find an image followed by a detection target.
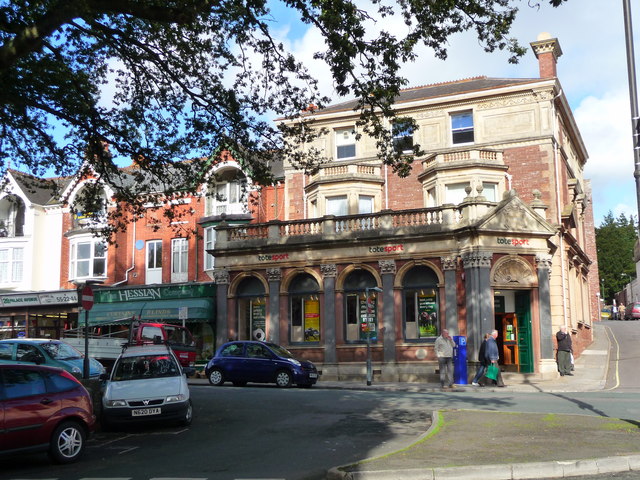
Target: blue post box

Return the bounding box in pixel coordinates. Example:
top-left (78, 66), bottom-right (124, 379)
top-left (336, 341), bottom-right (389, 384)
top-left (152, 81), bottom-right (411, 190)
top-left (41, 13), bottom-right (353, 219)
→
top-left (453, 335), bottom-right (467, 385)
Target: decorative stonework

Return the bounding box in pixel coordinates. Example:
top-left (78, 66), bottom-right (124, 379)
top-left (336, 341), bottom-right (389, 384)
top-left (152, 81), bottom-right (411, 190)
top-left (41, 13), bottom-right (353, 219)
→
top-left (266, 268), bottom-right (282, 282)
top-left (462, 251), bottom-right (492, 269)
top-left (501, 202), bottom-right (529, 229)
top-left (476, 92), bottom-right (540, 110)
top-left (212, 269), bottom-right (229, 285)
top-left (321, 264), bottom-right (337, 278)
top-left (492, 255), bottom-right (536, 287)
top-left (441, 256), bottom-right (457, 271)
top-left (378, 259), bottom-right (396, 275)
top-left (535, 254), bottom-right (553, 271)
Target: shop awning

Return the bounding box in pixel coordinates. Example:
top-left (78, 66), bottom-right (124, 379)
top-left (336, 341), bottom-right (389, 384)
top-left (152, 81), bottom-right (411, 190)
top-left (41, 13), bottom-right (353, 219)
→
top-left (86, 297), bottom-right (215, 326)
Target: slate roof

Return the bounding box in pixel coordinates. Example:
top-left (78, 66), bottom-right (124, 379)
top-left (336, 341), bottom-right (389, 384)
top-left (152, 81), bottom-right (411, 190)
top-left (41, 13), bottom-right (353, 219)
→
top-left (315, 76), bottom-right (544, 115)
top-left (9, 170), bottom-right (71, 206)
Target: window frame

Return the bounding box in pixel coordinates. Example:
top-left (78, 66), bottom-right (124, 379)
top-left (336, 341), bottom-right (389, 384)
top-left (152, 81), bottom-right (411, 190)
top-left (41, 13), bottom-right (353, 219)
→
top-left (451, 111), bottom-right (474, 145)
top-left (171, 238), bottom-right (188, 275)
top-left (335, 127), bottom-right (357, 160)
top-left (204, 226), bottom-right (216, 270)
top-left (69, 238), bottom-right (107, 281)
top-left (0, 247), bottom-right (23, 283)
top-left (392, 121), bottom-right (415, 153)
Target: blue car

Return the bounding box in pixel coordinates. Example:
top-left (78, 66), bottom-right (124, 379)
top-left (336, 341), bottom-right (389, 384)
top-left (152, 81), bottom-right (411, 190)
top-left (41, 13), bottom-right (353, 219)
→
top-left (205, 341), bottom-right (318, 388)
top-left (0, 338), bottom-right (105, 378)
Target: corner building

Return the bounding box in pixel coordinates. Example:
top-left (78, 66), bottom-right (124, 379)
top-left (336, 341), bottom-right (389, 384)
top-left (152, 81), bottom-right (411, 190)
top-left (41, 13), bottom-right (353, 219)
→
top-left (211, 35), bottom-right (600, 382)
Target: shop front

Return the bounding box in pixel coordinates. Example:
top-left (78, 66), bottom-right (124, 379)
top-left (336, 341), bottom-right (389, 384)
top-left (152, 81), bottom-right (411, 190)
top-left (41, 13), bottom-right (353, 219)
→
top-left (84, 283), bottom-right (216, 362)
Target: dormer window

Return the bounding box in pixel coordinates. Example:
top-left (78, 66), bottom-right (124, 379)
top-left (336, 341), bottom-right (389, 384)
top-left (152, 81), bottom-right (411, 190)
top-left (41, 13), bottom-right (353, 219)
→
top-left (0, 195), bottom-right (25, 238)
top-left (336, 127), bottom-right (356, 160)
top-left (451, 111), bottom-right (474, 144)
top-left (73, 185), bottom-right (108, 228)
top-left (205, 170), bottom-right (247, 216)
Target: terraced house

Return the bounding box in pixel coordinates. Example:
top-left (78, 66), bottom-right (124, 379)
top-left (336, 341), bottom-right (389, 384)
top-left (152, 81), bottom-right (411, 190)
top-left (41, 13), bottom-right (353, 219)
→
top-left (209, 34), bottom-right (600, 381)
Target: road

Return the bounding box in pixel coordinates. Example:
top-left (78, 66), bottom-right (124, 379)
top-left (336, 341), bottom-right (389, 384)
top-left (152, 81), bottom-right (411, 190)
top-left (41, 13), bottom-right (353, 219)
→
top-left (2, 319), bottom-right (640, 480)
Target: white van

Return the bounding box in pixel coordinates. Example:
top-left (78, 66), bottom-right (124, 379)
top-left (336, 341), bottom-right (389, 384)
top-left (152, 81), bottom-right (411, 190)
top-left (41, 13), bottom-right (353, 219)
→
top-left (101, 343), bottom-right (192, 428)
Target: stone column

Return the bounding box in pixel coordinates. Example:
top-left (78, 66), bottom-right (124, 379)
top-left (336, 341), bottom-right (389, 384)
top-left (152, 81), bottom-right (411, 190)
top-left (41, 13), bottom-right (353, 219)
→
top-left (267, 268), bottom-right (281, 345)
top-left (213, 269), bottom-right (229, 350)
top-left (462, 251), bottom-right (493, 359)
top-left (441, 256), bottom-right (458, 334)
top-left (321, 264), bottom-right (337, 365)
top-left (379, 259), bottom-right (397, 381)
top-left (536, 254), bottom-right (557, 377)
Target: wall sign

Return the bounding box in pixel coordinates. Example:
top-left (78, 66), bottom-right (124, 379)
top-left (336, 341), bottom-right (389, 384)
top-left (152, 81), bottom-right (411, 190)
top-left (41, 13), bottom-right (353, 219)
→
top-left (497, 237), bottom-right (530, 246)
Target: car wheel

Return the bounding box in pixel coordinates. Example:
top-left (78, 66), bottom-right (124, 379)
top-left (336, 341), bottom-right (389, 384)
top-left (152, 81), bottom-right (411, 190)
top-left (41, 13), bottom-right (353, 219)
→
top-left (48, 421), bottom-right (86, 464)
top-left (275, 370), bottom-right (292, 388)
top-left (208, 368), bottom-right (224, 386)
top-left (232, 381), bottom-right (247, 387)
top-left (180, 399), bottom-right (193, 427)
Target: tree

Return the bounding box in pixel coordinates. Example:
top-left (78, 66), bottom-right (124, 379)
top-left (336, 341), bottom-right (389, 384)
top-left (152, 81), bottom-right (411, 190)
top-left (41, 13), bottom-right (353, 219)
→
top-left (0, 0), bottom-right (568, 236)
top-left (596, 211), bottom-right (638, 303)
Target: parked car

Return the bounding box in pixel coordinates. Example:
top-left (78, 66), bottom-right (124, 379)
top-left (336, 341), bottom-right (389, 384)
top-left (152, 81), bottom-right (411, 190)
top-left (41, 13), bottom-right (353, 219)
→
top-left (600, 306), bottom-right (612, 320)
top-left (625, 302), bottom-right (640, 320)
top-left (0, 364), bottom-right (96, 463)
top-left (0, 338), bottom-right (105, 378)
top-left (101, 344), bottom-right (192, 428)
top-left (205, 341), bottom-right (319, 388)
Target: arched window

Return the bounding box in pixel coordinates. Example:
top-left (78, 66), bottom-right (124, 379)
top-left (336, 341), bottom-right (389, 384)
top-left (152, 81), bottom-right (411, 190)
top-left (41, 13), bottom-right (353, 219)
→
top-left (237, 276), bottom-right (266, 341)
top-left (289, 273), bottom-right (320, 344)
top-left (205, 169), bottom-right (247, 216)
top-left (73, 185), bottom-right (108, 228)
top-left (403, 265), bottom-right (439, 341)
top-left (0, 195), bottom-right (25, 237)
top-left (343, 270), bottom-right (379, 343)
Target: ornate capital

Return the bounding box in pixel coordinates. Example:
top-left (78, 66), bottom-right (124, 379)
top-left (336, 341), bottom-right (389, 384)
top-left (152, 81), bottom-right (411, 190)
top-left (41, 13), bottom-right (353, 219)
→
top-left (320, 264), bottom-right (337, 278)
top-left (378, 259), bottom-right (396, 275)
top-left (266, 268), bottom-right (282, 282)
top-left (535, 254), bottom-right (553, 270)
top-left (441, 256), bottom-right (457, 271)
top-left (462, 251), bottom-right (492, 269)
top-left (212, 269), bottom-right (229, 285)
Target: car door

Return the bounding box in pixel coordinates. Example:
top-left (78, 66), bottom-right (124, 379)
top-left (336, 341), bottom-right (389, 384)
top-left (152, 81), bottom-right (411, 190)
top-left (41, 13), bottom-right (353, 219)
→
top-left (0, 368), bottom-right (60, 451)
top-left (244, 344), bottom-right (276, 383)
top-left (16, 343), bottom-right (46, 366)
top-left (216, 342), bottom-right (246, 382)
top-left (0, 342), bottom-right (14, 365)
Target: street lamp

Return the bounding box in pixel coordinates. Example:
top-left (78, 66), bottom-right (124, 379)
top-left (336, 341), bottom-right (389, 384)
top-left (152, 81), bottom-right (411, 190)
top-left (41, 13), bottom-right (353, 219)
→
top-left (365, 286), bottom-right (383, 386)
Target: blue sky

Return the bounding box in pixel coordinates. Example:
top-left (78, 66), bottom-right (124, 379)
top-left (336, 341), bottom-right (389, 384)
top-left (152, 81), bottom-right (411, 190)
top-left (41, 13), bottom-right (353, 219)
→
top-left (262, 0), bottom-right (638, 227)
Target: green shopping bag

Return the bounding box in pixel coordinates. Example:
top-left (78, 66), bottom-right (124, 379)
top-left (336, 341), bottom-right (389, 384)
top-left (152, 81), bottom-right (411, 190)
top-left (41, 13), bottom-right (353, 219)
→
top-left (486, 363), bottom-right (499, 381)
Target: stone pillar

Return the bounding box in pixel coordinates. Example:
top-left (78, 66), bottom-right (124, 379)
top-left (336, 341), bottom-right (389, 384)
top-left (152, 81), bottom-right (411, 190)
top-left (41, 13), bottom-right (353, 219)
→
top-left (267, 268), bottom-right (281, 345)
top-left (379, 260), bottom-right (397, 381)
top-left (321, 264), bottom-right (337, 365)
top-left (462, 251), bottom-right (494, 360)
top-left (441, 256), bottom-right (458, 334)
top-left (213, 269), bottom-right (229, 350)
top-left (536, 254), bottom-right (557, 377)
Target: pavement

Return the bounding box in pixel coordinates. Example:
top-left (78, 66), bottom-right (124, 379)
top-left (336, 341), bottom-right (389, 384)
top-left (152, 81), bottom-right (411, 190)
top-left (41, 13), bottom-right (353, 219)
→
top-left (190, 323), bottom-right (640, 479)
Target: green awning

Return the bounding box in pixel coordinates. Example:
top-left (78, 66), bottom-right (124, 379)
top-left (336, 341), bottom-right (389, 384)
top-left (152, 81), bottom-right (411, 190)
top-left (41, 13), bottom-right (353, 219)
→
top-left (86, 297), bottom-right (215, 325)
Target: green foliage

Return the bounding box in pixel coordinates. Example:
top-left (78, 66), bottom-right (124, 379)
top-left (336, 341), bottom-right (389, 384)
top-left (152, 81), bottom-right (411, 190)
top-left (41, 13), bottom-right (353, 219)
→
top-left (596, 211), bottom-right (638, 303)
top-left (0, 0), bottom-right (568, 236)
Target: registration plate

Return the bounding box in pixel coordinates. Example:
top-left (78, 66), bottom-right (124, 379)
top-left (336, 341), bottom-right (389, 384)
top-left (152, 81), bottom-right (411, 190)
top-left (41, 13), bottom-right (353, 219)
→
top-left (132, 407), bottom-right (161, 417)
top-left (309, 373), bottom-right (318, 379)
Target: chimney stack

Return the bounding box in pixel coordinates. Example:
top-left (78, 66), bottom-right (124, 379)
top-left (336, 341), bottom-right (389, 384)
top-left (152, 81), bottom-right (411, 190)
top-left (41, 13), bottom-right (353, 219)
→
top-left (530, 32), bottom-right (563, 79)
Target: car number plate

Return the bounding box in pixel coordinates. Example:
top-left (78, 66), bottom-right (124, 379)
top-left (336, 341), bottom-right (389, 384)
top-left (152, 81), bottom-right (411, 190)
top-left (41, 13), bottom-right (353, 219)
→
top-left (132, 407), bottom-right (161, 417)
top-left (309, 373), bottom-right (318, 378)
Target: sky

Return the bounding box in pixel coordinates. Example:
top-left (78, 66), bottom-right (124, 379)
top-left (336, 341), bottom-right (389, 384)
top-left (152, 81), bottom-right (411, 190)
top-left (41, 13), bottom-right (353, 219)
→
top-left (263, 0), bottom-right (639, 227)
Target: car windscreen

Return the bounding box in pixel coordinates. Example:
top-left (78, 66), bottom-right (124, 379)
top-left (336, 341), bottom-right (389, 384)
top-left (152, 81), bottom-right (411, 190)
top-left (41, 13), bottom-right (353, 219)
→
top-left (112, 354), bottom-right (180, 381)
top-left (41, 341), bottom-right (82, 360)
top-left (265, 343), bottom-right (295, 359)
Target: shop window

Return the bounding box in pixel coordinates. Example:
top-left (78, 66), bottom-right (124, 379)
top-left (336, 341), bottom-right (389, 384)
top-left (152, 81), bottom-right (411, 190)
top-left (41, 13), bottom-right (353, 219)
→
top-left (451, 111), bottom-right (474, 144)
top-left (171, 238), bottom-right (188, 283)
top-left (0, 247), bottom-right (23, 283)
top-left (403, 265), bottom-right (439, 341)
top-left (289, 273), bottom-right (320, 344)
top-left (344, 270), bottom-right (379, 343)
top-left (69, 238), bottom-right (106, 280)
top-left (204, 226), bottom-right (216, 270)
top-left (237, 276), bottom-right (266, 341)
top-left (146, 240), bottom-right (162, 284)
top-left (445, 182), bottom-right (470, 205)
top-left (392, 120), bottom-right (414, 153)
top-left (336, 127), bottom-right (356, 160)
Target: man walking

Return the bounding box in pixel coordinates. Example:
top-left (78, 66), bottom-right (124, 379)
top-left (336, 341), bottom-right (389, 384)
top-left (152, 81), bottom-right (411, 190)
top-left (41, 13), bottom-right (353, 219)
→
top-left (434, 329), bottom-right (455, 389)
top-left (556, 325), bottom-right (573, 376)
top-left (484, 329), bottom-right (505, 387)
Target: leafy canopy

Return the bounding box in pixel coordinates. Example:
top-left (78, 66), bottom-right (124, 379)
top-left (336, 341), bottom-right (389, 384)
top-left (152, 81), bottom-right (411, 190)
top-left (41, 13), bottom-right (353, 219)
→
top-left (0, 0), bottom-right (568, 234)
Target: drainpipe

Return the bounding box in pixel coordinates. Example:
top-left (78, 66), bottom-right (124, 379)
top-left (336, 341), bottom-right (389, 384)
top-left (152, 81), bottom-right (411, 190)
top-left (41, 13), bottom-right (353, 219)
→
top-left (384, 165), bottom-right (389, 209)
top-left (112, 217), bottom-right (136, 286)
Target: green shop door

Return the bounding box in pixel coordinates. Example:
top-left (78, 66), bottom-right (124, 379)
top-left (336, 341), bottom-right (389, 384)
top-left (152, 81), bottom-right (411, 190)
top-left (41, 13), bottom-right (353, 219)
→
top-left (515, 291), bottom-right (533, 373)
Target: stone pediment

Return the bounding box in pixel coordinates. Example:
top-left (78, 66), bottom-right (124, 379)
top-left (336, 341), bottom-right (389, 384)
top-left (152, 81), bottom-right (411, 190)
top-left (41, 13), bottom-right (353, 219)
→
top-left (475, 190), bottom-right (555, 236)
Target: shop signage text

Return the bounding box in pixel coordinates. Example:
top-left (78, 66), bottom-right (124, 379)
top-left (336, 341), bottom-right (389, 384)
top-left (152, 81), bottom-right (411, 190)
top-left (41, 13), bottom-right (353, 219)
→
top-left (258, 253), bottom-right (289, 261)
top-left (1, 291), bottom-right (79, 307)
top-left (369, 244), bottom-right (404, 253)
top-left (497, 237), bottom-right (530, 246)
top-left (95, 283), bottom-right (215, 303)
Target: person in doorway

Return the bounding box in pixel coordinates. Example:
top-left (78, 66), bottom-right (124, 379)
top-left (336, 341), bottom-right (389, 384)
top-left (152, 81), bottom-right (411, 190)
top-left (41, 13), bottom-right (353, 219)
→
top-left (434, 329), bottom-right (455, 389)
top-left (556, 325), bottom-right (573, 376)
top-left (471, 333), bottom-right (491, 386)
top-left (484, 329), bottom-right (505, 387)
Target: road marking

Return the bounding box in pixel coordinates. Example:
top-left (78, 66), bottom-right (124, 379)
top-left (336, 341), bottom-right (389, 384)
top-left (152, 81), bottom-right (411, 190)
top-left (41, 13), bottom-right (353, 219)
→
top-left (604, 325), bottom-right (620, 390)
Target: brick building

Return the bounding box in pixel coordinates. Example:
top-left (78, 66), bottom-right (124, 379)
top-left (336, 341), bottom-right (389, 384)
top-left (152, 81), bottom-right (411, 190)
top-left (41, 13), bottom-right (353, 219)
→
top-left (209, 34), bottom-right (600, 381)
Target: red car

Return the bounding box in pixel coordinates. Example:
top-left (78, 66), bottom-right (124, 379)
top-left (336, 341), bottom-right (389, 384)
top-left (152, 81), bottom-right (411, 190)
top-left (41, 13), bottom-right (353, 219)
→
top-left (0, 364), bottom-right (96, 463)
